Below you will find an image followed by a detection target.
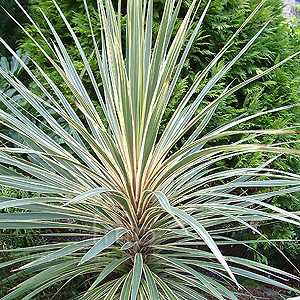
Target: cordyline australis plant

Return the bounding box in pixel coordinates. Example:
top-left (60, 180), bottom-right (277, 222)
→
top-left (1, 0), bottom-right (300, 299)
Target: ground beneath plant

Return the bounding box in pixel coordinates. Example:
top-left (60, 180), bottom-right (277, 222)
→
top-left (238, 287), bottom-right (293, 299)
top-left (204, 285), bottom-right (296, 299)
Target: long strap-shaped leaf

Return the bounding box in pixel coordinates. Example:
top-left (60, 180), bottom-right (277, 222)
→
top-left (143, 264), bottom-right (159, 300)
top-left (67, 187), bottom-right (109, 205)
top-left (120, 270), bottom-right (133, 300)
top-left (87, 257), bottom-right (129, 292)
top-left (156, 193), bottom-right (239, 287)
top-left (16, 238), bottom-right (100, 271)
top-left (79, 228), bottom-right (129, 265)
top-left (131, 253), bottom-right (143, 300)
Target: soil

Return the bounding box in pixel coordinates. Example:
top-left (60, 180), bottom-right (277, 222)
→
top-left (203, 285), bottom-right (296, 299)
top-left (236, 286), bottom-right (293, 299)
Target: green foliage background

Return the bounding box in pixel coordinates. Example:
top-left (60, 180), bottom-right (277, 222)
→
top-left (20, 0), bottom-right (300, 140)
top-left (0, 0), bottom-right (31, 56)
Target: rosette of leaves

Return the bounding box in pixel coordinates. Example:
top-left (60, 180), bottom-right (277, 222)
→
top-left (1, 0), bottom-right (300, 299)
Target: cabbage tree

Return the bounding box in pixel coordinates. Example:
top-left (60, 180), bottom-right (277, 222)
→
top-left (0, 0), bottom-right (300, 299)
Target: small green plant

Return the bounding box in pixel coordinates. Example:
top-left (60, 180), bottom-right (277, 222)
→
top-left (0, 49), bottom-right (29, 106)
top-left (1, 0), bottom-right (300, 299)
top-left (0, 187), bottom-right (42, 298)
top-left (0, 186), bottom-right (41, 249)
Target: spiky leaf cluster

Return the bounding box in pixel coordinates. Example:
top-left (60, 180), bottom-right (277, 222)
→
top-left (1, 1), bottom-right (300, 299)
